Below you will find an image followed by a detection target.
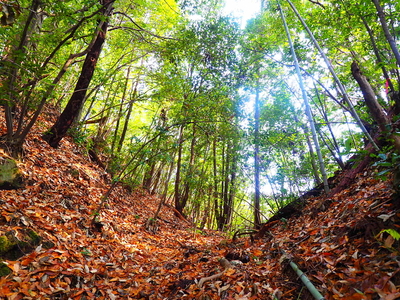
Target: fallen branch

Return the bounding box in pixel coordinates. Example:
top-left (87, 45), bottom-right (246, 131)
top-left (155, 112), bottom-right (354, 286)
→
top-left (198, 258), bottom-right (232, 288)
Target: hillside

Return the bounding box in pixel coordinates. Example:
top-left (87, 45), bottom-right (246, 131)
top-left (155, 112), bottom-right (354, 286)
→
top-left (1, 112), bottom-right (400, 299)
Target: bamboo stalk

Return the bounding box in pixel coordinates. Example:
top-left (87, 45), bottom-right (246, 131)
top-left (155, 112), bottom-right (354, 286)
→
top-left (289, 261), bottom-right (325, 300)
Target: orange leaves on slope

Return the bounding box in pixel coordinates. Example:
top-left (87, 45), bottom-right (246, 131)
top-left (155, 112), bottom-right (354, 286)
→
top-left (1, 113), bottom-right (399, 299)
top-left (250, 171), bottom-right (400, 299)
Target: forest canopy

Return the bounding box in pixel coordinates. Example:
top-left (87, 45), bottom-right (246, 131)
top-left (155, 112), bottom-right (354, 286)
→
top-left (0, 0), bottom-right (399, 231)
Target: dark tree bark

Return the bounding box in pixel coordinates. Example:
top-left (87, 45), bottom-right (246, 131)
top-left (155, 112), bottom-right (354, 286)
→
top-left (213, 138), bottom-right (222, 229)
top-left (43, 0), bottom-right (113, 148)
top-left (330, 61), bottom-right (400, 196)
top-left (174, 125), bottom-right (185, 213)
top-left (351, 61), bottom-right (400, 151)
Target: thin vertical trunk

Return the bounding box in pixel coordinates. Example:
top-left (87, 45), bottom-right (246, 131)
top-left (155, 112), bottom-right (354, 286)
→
top-left (213, 137), bottom-right (222, 230)
top-left (265, 172), bottom-right (281, 210)
top-left (278, 1), bottom-right (330, 194)
top-left (313, 85), bottom-right (345, 169)
top-left (199, 192), bottom-right (212, 230)
top-left (153, 150), bottom-right (176, 220)
top-left (196, 143), bottom-right (212, 228)
top-left (254, 86), bottom-right (262, 228)
top-left (93, 81), bottom-right (115, 149)
top-left (174, 125), bottom-right (185, 213)
top-left (318, 131), bottom-right (344, 169)
top-left (143, 163), bottom-right (156, 191)
top-left (371, 0), bottom-right (400, 67)
top-left (220, 142), bottom-right (231, 231)
top-left (151, 164), bottom-right (163, 194)
top-left (285, 0), bottom-right (379, 151)
top-left (117, 69), bottom-right (139, 153)
top-left (225, 142), bottom-right (237, 230)
top-left (3, 0), bottom-right (41, 143)
top-left (306, 134), bottom-right (322, 184)
top-left (360, 15), bottom-right (394, 93)
top-left (110, 80), bottom-right (123, 154)
top-left (180, 124), bottom-right (197, 211)
top-left (117, 92), bottom-right (136, 153)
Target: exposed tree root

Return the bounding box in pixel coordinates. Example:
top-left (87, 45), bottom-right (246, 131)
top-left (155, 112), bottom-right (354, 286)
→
top-left (198, 258), bottom-right (232, 288)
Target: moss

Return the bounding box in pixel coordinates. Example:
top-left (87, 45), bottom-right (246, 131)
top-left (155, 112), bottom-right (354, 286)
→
top-left (0, 236), bottom-right (12, 254)
top-left (0, 230), bottom-right (43, 260)
top-left (26, 229), bottom-right (41, 245)
top-left (0, 262), bottom-right (11, 277)
top-left (0, 158), bottom-right (22, 189)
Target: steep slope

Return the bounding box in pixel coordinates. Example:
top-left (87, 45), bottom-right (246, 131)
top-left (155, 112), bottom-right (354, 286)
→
top-left (0, 109), bottom-right (399, 299)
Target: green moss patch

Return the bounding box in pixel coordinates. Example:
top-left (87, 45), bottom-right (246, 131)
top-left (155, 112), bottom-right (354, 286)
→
top-left (0, 157), bottom-right (23, 189)
top-left (0, 262), bottom-right (11, 277)
top-left (0, 236), bottom-right (12, 253)
top-left (0, 228), bottom-right (43, 261)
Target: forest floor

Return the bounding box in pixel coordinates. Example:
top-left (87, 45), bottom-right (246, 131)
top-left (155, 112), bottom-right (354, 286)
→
top-left (1, 110), bottom-right (400, 300)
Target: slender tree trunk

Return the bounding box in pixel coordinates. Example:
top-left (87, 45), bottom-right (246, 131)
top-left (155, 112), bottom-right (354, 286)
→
top-left (313, 85), bottom-right (345, 169)
top-left (43, 0), bottom-right (114, 148)
top-left (199, 192), bottom-right (212, 229)
top-left (305, 133), bottom-right (322, 185)
top-left (180, 124), bottom-right (197, 211)
top-left (224, 142), bottom-right (237, 231)
top-left (143, 163), bottom-right (156, 191)
top-left (285, 0), bottom-right (379, 151)
top-left (110, 76), bottom-right (123, 154)
top-left (174, 125), bottom-right (185, 213)
top-left (92, 82), bottom-right (114, 149)
top-left (371, 0), bottom-right (400, 67)
top-left (360, 15), bottom-right (394, 93)
top-left (254, 86), bottom-right (262, 228)
top-left (220, 142), bottom-right (231, 230)
top-left (153, 148), bottom-right (176, 220)
top-left (279, 1), bottom-right (330, 193)
top-left (2, 0), bottom-right (41, 154)
top-left (117, 89), bottom-right (136, 153)
top-left (213, 137), bottom-right (222, 230)
top-left (117, 68), bottom-right (138, 153)
top-left (150, 164), bottom-right (163, 194)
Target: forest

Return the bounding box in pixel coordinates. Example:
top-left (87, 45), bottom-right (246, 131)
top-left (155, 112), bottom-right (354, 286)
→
top-left (0, 0), bottom-right (400, 299)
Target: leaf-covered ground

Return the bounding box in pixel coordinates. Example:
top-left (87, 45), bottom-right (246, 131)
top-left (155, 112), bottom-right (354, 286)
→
top-left (1, 113), bottom-right (400, 299)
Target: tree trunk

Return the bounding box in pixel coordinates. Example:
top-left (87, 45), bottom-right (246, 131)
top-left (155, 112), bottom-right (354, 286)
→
top-left (351, 61), bottom-right (400, 152)
top-left (371, 0), bottom-right (400, 67)
top-left (117, 69), bottom-right (138, 153)
top-left (180, 124), bottom-right (197, 211)
top-left (222, 141), bottom-right (237, 231)
top-left (42, 0), bottom-right (113, 148)
top-left (279, 0), bottom-right (330, 193)
top-left (213, 137), bottom-right (222, 230)
top-left (285, 0), bottom-right (379, 151)
top-left (313, 85), bottom-right (345, 169)
top-left (143, 163), bottom-right (156, 191)
top-left (174, 125), bottom-right (185, 213)
top-left (360, 15), bottom-right (394, 94)
top-left (254, 86), bottom-right (262, 228)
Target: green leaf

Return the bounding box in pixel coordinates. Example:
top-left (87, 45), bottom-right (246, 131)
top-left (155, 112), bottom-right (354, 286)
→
top-left (380, 229), bottom-right (400, 241)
